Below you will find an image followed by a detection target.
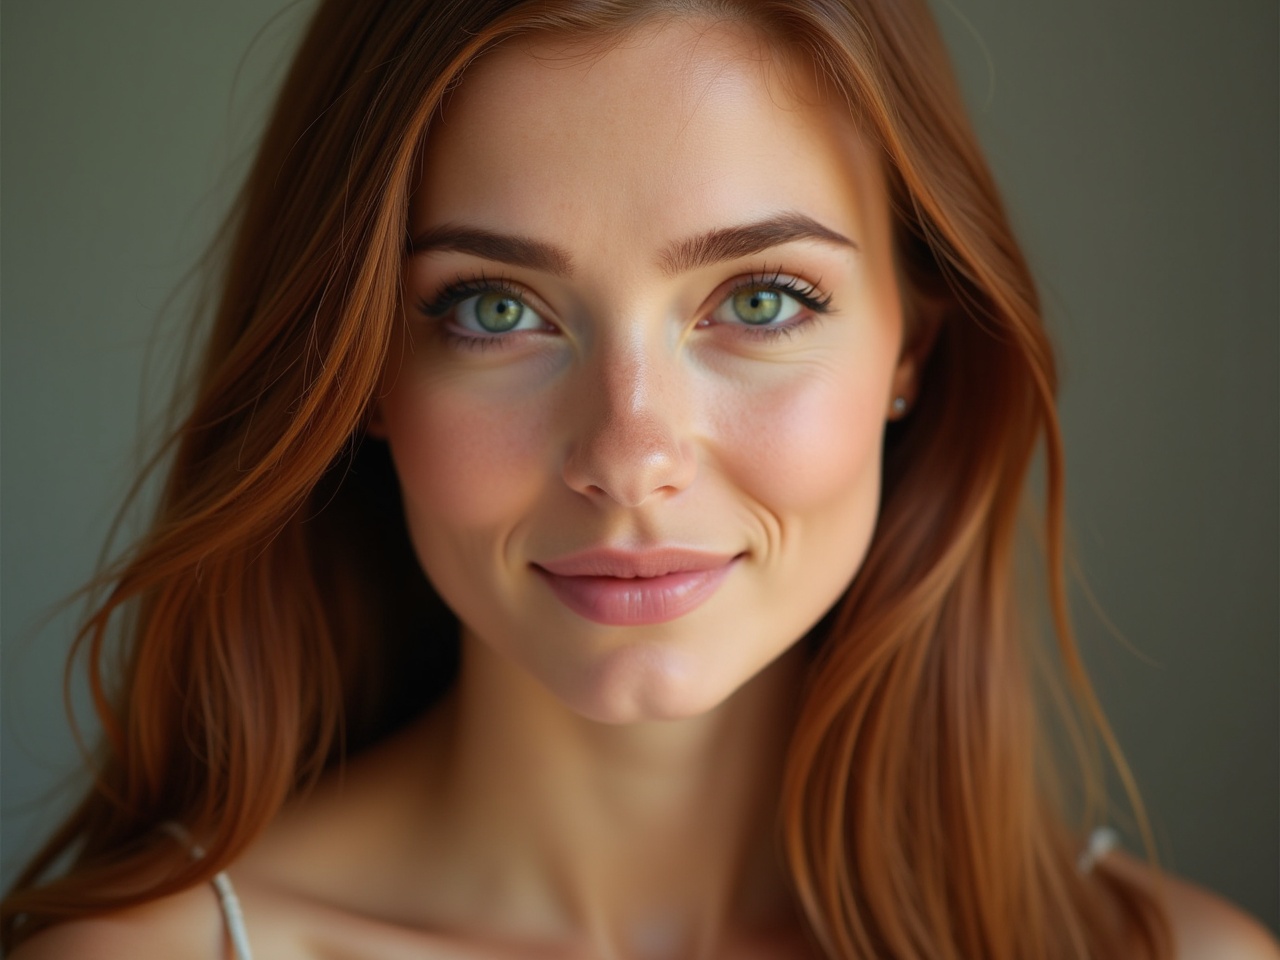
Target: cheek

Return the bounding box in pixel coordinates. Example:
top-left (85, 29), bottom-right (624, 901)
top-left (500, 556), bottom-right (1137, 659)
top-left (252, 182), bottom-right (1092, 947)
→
top-left (382, 378), bottom-right (550, 530)
top-left (709, 359), bottom-right (888, 514)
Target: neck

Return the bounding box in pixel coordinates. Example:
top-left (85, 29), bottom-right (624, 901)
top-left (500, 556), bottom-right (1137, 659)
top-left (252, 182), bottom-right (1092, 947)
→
top-left (422, 630), bottom-right (808, 958)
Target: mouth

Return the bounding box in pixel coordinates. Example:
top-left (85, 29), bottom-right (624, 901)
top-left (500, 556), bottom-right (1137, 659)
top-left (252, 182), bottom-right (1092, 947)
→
top-left (532, 548), bottom-right (741, 626)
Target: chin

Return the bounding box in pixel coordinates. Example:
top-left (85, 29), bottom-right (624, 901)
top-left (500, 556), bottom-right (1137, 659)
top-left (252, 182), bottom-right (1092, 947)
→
top-left (563, 644), bottom-right (742, 725)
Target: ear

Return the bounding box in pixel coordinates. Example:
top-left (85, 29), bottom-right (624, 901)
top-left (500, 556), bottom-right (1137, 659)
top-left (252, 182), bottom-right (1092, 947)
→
top-left (887, 296), bottom-right (943, 421)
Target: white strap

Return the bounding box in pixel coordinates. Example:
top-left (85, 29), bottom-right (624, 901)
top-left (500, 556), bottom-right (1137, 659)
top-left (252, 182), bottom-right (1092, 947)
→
top-left (161, 823), bottom-right (255, 960)
top-left (1076, 825), bottom-right (1119, 874)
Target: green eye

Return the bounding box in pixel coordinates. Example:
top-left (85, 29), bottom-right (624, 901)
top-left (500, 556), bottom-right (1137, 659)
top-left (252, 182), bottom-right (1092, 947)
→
top-left (474, 292), bottom-right (525, 332)
top-left (710, 280), bottom-right (809, 332)
top-left (731, 287), bottom-right (783, 325)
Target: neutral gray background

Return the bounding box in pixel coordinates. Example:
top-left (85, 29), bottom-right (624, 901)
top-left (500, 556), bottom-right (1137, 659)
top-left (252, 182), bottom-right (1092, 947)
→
top-left (3, 0), bottom-right (1276, 931)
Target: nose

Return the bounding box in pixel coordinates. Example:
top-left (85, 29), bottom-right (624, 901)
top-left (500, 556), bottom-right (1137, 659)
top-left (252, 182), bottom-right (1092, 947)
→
top-left (560, 336), bottom-right (696, 507)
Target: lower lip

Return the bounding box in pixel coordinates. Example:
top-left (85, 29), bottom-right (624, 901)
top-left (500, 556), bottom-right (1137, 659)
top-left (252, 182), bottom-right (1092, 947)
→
top-left (534, 562), bottom-right (736, 626)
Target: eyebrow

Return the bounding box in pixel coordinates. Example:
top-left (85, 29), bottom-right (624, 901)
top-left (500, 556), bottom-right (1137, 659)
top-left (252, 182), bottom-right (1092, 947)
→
top-left (659, 212), bottom-right (856, 275)
top-left (407, 211), bottom-right (855, 277)
top-left (408, 224), bottom-right (573, 276)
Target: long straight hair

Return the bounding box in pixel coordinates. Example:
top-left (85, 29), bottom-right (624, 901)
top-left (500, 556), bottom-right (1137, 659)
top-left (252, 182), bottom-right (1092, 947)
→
top-left (3, 1), bottom-right (1171, 956)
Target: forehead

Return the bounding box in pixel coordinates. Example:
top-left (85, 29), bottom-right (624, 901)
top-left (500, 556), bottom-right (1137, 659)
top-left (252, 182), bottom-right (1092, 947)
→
top-left (415, 17), bottom-right (886, 264)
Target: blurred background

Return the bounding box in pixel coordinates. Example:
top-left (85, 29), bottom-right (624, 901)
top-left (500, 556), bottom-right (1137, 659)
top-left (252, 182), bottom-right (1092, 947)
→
top-left (2, 0), bottom-right (1276, 930)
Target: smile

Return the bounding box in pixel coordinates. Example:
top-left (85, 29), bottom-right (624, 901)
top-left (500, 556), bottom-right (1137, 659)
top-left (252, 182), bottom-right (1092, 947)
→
top-left (532, 548), bottom-right (740, 626)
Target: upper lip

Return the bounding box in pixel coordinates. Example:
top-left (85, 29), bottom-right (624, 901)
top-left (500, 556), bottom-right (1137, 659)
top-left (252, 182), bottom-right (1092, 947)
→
top-left (534, 547), bottom-right (739, 579)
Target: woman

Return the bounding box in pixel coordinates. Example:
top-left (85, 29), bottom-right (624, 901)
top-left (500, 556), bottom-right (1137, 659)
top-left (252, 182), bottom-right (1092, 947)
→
top-left (3, 0), bottom-right (1275, 957)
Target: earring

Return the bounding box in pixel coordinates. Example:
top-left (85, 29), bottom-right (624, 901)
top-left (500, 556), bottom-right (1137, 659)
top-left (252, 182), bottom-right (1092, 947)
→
top-left (891, 396), bottom-right (908, 416)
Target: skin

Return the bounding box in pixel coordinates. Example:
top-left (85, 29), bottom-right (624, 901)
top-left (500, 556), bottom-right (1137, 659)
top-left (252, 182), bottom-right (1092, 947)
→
top-left (362, 17), bottom-right (910, 953)
top-left (376, 28), bottom-right (913, 731)
top-left (15, 16), bottom-right (1279, 960)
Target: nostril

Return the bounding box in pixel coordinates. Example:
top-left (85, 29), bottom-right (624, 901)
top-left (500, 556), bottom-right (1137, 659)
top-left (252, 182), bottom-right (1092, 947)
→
top-left (561, 433), bottom-right (695, 507)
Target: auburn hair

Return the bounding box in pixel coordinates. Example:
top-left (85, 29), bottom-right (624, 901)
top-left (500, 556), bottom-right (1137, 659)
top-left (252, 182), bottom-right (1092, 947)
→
top-left (3, 1), bottom-right (1172, 956)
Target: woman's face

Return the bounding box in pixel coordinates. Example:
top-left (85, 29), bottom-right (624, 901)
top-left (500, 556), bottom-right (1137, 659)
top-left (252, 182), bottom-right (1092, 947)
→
top-left (378, 18), bottom-right (918, 723)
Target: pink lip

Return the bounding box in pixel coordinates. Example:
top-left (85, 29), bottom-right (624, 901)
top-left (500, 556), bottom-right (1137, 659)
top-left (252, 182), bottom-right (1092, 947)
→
top-left (533, 548), bottom-right (739, 626)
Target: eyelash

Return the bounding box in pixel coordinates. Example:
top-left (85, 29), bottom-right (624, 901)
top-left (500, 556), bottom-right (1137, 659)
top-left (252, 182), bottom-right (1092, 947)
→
top-left (721, 269), bottom-right (833, 342)
top-left (415, 269), bottom-right (833, 350)
top-left (415, 273), bottom-right (532, 351)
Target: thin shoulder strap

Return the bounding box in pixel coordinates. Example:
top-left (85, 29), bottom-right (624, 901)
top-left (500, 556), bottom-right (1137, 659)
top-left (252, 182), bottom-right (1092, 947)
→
top-left (1076, 825), bottom-right (1119, 875)
top-left (161, 823), bottom-right (255, 960)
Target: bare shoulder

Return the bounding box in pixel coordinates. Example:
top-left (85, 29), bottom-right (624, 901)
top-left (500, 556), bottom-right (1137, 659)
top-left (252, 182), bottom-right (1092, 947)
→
top-left (1107, 850), bottom-right (1280, 960)
top-left (1157, 874), bottom-right (1280, 960)
top-left (10, 883), bottom-right (225, 960)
